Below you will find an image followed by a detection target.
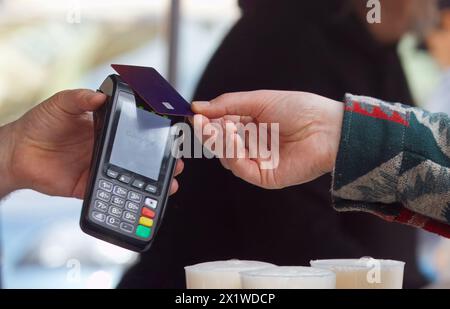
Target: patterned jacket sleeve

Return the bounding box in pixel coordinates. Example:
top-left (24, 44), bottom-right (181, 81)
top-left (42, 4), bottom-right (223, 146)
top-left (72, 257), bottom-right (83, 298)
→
top-left (332, 94), bottom-right (450, 238)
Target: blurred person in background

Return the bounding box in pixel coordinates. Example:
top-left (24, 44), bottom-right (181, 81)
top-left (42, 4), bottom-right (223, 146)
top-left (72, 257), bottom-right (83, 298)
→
top-left (426, 0), bottom-right (450, 114)
top-left (119, 0), bottom-right (437, 288)
top-left (419, 0), bottom-right (450, 287)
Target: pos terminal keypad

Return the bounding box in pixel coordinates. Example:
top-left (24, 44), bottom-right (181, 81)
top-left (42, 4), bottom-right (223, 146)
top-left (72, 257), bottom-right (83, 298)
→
top-left (90, 168), bottom-right (158, 240)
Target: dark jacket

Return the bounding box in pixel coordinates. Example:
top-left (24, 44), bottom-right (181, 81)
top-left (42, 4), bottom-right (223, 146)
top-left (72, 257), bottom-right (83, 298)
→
top-left (119, 0), bottom-right (428, 288)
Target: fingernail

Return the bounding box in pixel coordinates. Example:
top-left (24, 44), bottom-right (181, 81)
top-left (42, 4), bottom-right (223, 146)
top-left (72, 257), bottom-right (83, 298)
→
top-left (192, 101), bottom-right (210, 109)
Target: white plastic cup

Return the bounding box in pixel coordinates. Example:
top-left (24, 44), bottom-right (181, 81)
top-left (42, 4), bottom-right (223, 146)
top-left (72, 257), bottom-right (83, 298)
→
top-left (185, 259), bottom-right (275, 289)
top-left (240, 266), bottom-right (336, 289)
top-left (310, 258), bottom-right (405, 289)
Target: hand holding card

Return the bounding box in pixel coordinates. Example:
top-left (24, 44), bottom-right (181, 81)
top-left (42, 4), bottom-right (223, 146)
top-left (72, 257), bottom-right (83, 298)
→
top-left (191, 90), bottom-right (344, 189)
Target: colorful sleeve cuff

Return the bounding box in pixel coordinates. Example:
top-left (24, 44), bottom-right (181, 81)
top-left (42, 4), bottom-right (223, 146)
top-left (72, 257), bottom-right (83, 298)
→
top-left (332, 94), bottom-right (450, 238)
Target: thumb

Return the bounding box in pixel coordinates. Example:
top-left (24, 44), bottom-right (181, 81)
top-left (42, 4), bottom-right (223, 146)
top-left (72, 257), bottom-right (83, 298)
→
top-left (48, 89), bottom-right (106, 115)
top-left (192, 90), bottom-right (269, 119)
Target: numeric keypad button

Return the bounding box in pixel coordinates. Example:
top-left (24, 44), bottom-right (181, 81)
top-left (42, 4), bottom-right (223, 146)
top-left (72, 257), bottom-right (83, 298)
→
top-left (106, 216), bottom-right (120, 228)
top-left (128, 191), bottom-right (142, 203)
top-left (122, 211), bottom-right (137, 223)
top-left (94, 200), bottom-right (108, 212)
top-left (96, 190), bottom-right (111, 202)
top-left (125, 201), bottom-right (140, 213)
top-left (91, 211), bottom-right (106, 223)
top-left (108, 206), bottom-right (123, 218)
top-left (111, 196), bottom-right (126, 207)
top-left (99, 180), bottom-right (113, 192)
top-left (113, 186), bottom-right (128, 198)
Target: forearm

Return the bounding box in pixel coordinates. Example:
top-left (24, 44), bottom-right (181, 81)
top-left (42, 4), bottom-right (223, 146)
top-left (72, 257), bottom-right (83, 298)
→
top-left (332, 94), bottom-right (450, 237)
top-left (0, 123), bottom-right (16, 198)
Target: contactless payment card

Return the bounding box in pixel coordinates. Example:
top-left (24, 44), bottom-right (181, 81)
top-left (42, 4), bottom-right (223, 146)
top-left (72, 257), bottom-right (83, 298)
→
top-left (112, 64), bottom-right (194, 117)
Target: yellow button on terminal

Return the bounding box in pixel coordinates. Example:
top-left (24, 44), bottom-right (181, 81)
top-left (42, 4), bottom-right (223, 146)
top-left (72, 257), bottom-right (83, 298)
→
top-left (139, 217), bottom-right (153, 227)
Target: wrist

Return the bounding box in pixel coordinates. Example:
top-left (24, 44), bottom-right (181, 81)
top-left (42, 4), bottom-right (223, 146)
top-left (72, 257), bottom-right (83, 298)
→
top-left (0, 122), bottom-right (18, 196)
top-left (322, 99), bottom-right (344, 173)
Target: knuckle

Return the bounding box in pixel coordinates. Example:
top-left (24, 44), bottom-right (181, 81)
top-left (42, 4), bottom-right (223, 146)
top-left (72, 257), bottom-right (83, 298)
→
top-left (213, 92), bottom-right (234, 104)
top-left (253, 89), bottom-right (270, 97)
top-left (219, 158), bottom-right (230, 170)
top-left (51, 90), bottom-right (70, 104)
top-left (53, 89), bottom-right (86, 104)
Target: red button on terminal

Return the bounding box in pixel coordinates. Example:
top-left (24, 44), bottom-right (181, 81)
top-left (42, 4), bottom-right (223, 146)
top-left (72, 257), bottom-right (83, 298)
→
top-left (142, 207), bottom-right (156, 218)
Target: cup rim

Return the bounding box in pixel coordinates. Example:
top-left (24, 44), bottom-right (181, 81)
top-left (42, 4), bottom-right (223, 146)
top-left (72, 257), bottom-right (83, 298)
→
top-left (240, 266), bottom-right (336, 279)
top-left (184, 260), bottom-right (275, 273)
top-left (310, 258), bottom-right (405, 270)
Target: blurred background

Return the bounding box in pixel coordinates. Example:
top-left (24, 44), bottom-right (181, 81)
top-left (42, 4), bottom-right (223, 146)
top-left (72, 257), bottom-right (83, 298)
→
top-left (0, 0), bottom-right (239, 288)
top-left (1, 0), bottom-right (450, 288)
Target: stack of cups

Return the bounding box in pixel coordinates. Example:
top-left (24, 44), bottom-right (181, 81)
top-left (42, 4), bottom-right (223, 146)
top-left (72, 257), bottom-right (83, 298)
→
top-left (185, 260), bottom-right (336, 289)
top-left (185, 258), bottom-right (405, 289)
top-left (185, 260), bottom-right (275, 289)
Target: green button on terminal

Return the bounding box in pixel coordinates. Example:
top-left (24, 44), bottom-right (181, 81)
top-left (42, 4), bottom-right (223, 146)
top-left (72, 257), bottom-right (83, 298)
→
top-left (136, 225), bottom-right (152, 238)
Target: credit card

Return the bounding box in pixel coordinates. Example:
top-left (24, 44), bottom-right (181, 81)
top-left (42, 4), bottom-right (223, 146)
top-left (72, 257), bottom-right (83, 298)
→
top-left (111, 64), bottom-right (194, 117)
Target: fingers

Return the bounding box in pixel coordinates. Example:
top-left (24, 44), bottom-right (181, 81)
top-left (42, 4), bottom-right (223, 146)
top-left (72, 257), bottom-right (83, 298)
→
top-left (174, 159), bottom-right (184, 177)
top-left (221, 121), bottom-right (262, 186)
top-left (443, 14), bottom-right (450, 30)
top-left (219, 157), bottom-right (231, 170)
top-left (192, 90), bottom-right (270, 119)
top-left (191, 114), bottom-right (217, 149)
top-left (169, 179), bottom-right (179, 195)
top-left (192, 114), bottom-right (229, 159)
top-left (167, 160), bottom-right (184, 196)
top-left (49, 89), bottom-right (106, 116)
top-left (227, 157), bottom-right (262, 187)
top-left (193, 115), bottom-right (263, 186)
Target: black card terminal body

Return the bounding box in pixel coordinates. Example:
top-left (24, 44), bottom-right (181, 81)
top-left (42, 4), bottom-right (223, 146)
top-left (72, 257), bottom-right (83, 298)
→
top-left (80, 68), bottom-right (187, 252)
